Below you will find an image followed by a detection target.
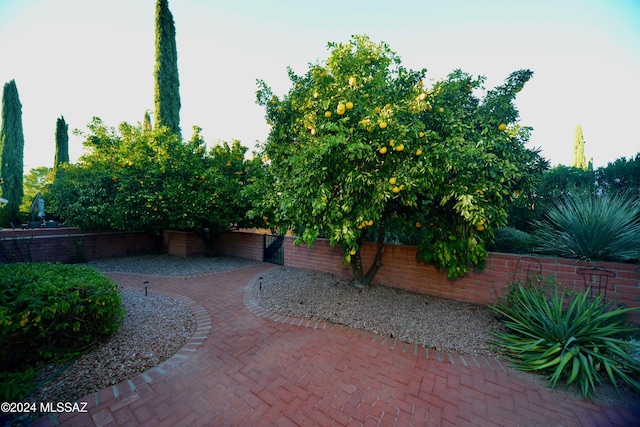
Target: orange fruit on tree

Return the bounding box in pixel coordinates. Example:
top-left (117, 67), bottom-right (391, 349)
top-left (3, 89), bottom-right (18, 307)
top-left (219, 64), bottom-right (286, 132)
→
top-left (416, 222), bottom-right (422, 228)
top-left (438, 107), bottom-right (444, 113)
top-left (345, 101), bottom-right (354, 110)
top-left (415, 148), bottom-right (423, 156)
top-left (394, 144), bottom-right (404, 152)
top-left (379, 121), bottom-right (387, 129)
top-left (498, 123), bottom-right (507, 131)
top-left (379, 146), bottom-right (388, 154)
top-left (418, 131), bottom-right (425, 138)
top-left (392, 186), bottom-right (401, 194)
top-left (389, 177), bottom-right (397, 185)
top-left (366, 219), bottom-right (374, 226)
top-left (325, 111), bottom-right (332, 118)
top-left (349, 249), bottom-right (357, 256)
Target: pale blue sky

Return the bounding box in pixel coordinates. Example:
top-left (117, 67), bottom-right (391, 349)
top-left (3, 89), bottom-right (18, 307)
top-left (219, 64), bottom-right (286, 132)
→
top-left (1, 0), bottom-right (638, 173)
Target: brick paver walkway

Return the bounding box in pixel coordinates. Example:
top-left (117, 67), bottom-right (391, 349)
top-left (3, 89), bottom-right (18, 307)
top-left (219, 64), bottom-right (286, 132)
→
top-left (33, 263), bottom-right (640, 426)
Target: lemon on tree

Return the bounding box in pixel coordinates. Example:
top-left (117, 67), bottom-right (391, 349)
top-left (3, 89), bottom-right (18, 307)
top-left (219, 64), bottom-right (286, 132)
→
top-left (255, 34), bottom-right (542, 284)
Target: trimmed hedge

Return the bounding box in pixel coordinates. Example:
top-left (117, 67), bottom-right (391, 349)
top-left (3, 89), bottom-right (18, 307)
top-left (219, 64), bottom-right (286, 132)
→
top-left (0, 263), bottom-right (124, 372)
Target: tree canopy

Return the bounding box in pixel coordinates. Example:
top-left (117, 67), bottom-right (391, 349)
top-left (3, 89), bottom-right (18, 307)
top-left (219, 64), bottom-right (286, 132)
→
top-left (0, 79), bottom-right (25, 226)
top-left (255, 35), bottom-right (546, 284)
top-left (53, 115), bottom-right (69, 181)
top-left (49, 118), bottom-right (260, 253)
top-left (154, 0), bottom-right (181, 137)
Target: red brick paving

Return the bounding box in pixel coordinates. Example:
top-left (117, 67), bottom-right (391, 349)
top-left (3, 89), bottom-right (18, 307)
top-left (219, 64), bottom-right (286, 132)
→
top-left (32, 263), bottom-right (640, 427)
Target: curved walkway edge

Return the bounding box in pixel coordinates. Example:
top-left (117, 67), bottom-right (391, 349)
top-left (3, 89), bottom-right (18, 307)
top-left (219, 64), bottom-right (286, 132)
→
top-left (33, 263), bottom-right (640, 427)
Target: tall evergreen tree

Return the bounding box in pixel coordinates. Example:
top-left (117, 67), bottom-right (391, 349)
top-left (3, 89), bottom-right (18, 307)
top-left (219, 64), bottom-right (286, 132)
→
top-left (0, 80), bottom-right (25, 226)
top-left (143, 109), bottom-right (153, 130)
top-left (53, 115), bottom-right (69, 180)
top-left (154, 0), bottom-right (181, 137)
top-left (572, 124), bottom-right (587, 170)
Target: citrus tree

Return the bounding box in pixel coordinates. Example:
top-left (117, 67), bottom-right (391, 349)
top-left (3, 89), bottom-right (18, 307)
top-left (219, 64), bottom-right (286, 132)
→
top-left (255, 35), bottom-right (545, 285)
top-left (49, 118), bottom-right (259, 254)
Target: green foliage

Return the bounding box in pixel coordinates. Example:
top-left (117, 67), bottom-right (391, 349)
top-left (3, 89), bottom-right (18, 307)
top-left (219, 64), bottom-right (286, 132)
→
top-left (255, 34), bottom-right (545, 283)
top-left (490, 226), bottom-right (538, 254)
top-left (0, 79), bottom-right (25, 227)
top-left (53, 115), bottom-right (69, 181)
top-left (0, 369), bottom-right (37, 401)
top-left (49, 118), bottom-right (259, 243)
top-left (21, 166), bottom-right (53, 215)
top-left (539, 165), bottom-right (596, 199)
top-left (533, 192), bottom-right (640, 262)
top-left (596, 152), bottom-right (640, 194)
top-left (572, 124), bottom-right (587, 170)
top-left (154, 0), bottom-right (181, 137)
top-left (491, 281), bottom-right (640, 398)
top-left (0, 263), bottom-right (124, 372)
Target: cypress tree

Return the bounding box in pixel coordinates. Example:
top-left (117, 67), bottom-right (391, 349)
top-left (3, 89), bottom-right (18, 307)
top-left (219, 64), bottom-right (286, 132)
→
top-left (143, 109), bottom-right (153, 130)
top-left (572, 124), bottom-right (587, 170)
top-left (0, 80), bottom-right (25, 226)
top-left (154, 0), bottom-right (181, 137)
top-left (53, 116), bottom-right (69, 180)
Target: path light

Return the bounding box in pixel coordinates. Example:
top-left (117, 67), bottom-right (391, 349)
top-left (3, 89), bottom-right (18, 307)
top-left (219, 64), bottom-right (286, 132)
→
top-left (259, 277), bottom-right (263, 291)
top-left (144, 281), bottom-right (149, 296)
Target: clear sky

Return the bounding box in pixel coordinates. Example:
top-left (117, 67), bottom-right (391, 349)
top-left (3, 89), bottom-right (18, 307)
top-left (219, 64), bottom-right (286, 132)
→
top-left (1, 0), bottom-right (638, 173)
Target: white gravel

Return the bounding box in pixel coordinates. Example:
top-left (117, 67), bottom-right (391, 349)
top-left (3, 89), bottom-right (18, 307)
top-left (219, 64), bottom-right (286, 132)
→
top-left (254, 266), bottom-right (504, 357)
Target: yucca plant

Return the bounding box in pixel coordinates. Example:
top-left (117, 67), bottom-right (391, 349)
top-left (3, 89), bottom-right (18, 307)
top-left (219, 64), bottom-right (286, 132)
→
top-left (490, 282), bottom-right (640, 399)
top-left (533, 192), bottom-right (640, 262)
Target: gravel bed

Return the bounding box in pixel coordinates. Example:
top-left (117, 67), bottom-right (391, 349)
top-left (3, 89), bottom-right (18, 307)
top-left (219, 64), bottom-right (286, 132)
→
top-left (254, 267), bottom-right (504, 358)
top-left (86, 254), bottom-right (261, 276)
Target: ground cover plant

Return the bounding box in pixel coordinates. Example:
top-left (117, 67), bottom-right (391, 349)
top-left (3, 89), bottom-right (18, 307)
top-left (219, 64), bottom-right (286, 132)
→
top-left (0, 263), bottom-right (123, 401)
top-left (490, 279), bottom-right (640, 399)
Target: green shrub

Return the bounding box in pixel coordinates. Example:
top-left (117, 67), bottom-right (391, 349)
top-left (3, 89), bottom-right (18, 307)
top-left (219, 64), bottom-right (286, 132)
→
top-left (491, 226), bottom-right (538, 254)
top-left (0, 263), bottom-right (124, 371)
top-left (0, 369), bottom-right (37, 402)
top-left (490, 281), bottom-right (640, 399)
top-left (533, 192), bottom-right (640, 262)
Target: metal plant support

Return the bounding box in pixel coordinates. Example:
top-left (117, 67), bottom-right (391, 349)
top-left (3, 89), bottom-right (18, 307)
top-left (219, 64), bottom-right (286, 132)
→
top-left (512, 256), bottom-right (542, 286)
top-left (577, 266), bottom-right (615, 299)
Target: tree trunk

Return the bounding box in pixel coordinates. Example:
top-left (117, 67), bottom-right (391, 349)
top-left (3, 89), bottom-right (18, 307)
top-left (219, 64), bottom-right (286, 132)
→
top-left (351, 214), bottom-right (388, 288)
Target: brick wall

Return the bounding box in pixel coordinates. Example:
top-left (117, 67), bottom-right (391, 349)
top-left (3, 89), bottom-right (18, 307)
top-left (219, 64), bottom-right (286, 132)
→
top-left (0, 228), bottom-right (153, 263)
top-left (216, 231), bottom-right (640, 323)
top-left (7, 228), bottom-right (635, 323)
top-left (162, 230), bottom-right (206, 257)
top-left (212, 231), bottom-right (264, 261)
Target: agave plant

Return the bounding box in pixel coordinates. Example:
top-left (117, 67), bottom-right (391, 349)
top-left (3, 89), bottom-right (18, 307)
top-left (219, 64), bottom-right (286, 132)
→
top-left (533, 192), bottom-right (640, 262)
top-left (490, 282), bottom-right (640, 399)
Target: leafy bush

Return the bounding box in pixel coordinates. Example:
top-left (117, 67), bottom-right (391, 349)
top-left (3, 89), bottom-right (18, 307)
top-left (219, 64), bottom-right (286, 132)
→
top-left (0, 369), bottom-right (37, 402)
top-left (491, 226), bottom-right (538, 254)
top-left (490, 281), bottom-right (640, 398)
top-left (0, 263), bottom-right (124, 372)
top-left (533, 192), bottom-right (640, 262)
